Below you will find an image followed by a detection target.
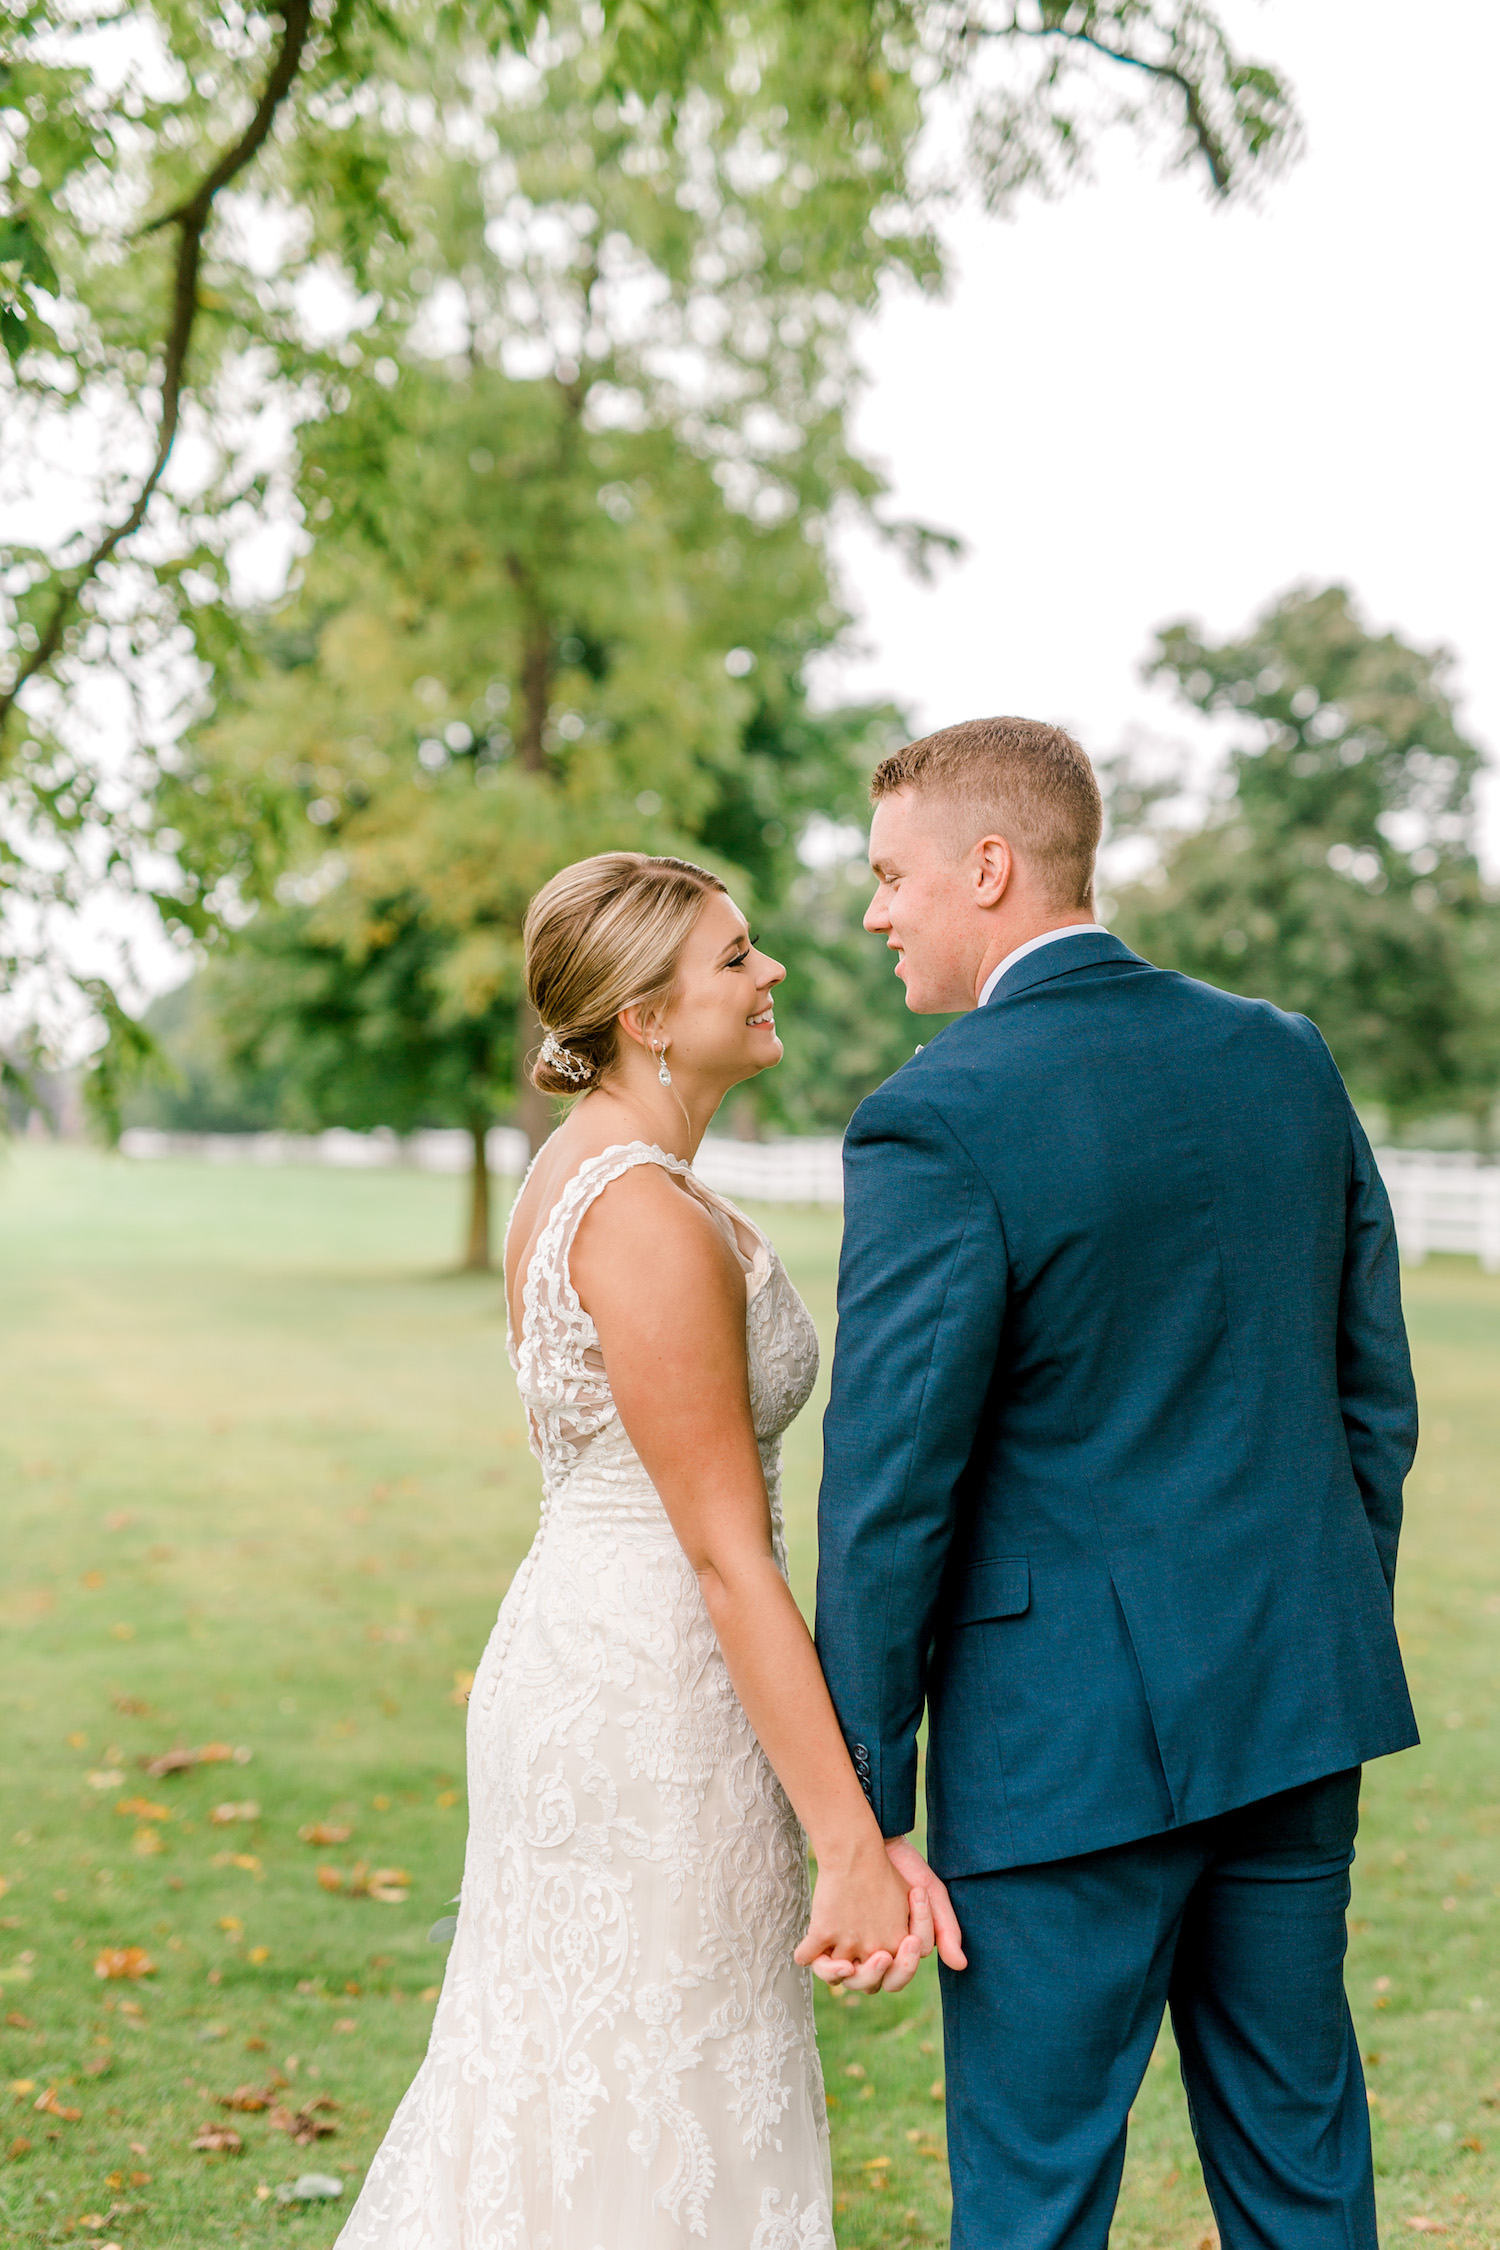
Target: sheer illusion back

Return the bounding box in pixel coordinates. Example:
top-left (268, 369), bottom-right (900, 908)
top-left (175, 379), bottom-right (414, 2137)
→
top-left (337, 1142), bottom-right (831, 2250)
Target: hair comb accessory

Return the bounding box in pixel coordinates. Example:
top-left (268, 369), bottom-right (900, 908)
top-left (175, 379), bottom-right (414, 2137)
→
top-left (538, 1029), bottom-right (594, 1085)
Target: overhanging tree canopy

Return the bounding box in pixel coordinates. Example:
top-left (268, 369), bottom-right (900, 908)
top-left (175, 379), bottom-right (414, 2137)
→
top-left (2, 0), bottom-right (1299, 1087)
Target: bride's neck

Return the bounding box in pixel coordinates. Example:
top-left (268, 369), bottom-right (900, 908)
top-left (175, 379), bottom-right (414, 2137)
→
top-left (576, 1067), bottom-right (727, 1162)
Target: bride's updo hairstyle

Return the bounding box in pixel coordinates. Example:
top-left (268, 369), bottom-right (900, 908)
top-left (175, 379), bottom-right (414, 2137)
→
top-left (524, 852), bottom-right (728, 1095)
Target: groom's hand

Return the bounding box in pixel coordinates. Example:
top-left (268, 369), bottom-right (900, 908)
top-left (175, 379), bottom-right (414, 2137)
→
top-left (795, 1836), bottom-right (921, 1993)
top-left (884, 1836), bottom-right (967, 1971)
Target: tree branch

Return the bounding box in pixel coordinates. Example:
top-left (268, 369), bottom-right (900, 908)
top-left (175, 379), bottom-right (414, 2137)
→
top-left (993, 14), bottom-right (1233, 196)
top-left (0, 0), bottom-right (314, 740)
top-left (1065, 26), bottom-right (1231, 193)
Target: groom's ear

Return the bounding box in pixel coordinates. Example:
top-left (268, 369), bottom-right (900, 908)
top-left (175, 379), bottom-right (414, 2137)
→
top-left (973, 834), bottom-right (1014, 906)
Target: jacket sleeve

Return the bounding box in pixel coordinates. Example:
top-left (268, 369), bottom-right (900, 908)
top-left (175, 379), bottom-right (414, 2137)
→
top-left (1337, 1098), bottom-right (1418, 1592)
top-left (814, 1073), bottom-right (1007, 1838)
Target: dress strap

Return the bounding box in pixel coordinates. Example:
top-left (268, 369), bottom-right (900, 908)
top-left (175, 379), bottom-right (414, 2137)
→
top-left (520, 1141), bottom-right (691, 1348)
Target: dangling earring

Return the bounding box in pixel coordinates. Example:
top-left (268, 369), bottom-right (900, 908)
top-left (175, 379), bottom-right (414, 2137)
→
top-left (653, 1039), bottom-right (672, 1087)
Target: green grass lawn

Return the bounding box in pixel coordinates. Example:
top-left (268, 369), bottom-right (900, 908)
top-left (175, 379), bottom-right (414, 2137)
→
top-left (2, 1144), bottom-right (1498, 2249)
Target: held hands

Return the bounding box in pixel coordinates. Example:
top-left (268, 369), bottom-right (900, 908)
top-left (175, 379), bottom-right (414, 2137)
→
top-left (794, 1835), bottom-right (966, 1995)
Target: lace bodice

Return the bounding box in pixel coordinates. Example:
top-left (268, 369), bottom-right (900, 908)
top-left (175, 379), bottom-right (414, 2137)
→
top-left (510, 1141), bottom-right (819, 1514)
top-left (337, 1141), bottom-right (831, 2250)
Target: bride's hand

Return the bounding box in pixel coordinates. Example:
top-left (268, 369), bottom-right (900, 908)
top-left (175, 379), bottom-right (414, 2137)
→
top-left (794, 1839), bottom-right (928, 1994)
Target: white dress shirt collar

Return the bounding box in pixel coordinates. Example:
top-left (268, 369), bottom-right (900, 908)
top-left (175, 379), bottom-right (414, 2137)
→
top-left (977, 924), bottom-right (1110, 1010)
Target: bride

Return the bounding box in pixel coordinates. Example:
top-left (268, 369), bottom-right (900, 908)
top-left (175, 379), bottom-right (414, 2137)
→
top-left (338, 851), bottom-right (946, 2250)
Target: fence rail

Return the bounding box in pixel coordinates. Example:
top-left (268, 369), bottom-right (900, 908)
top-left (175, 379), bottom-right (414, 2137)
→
top-left (120, 1125), bottom-right (532, 1177)
top-left (117, 1128), bottom-right (1500, 1266)
top-left (116, 1125), bottom-right (845, 1204)
top-left (1374, 1150), bottom-right (1500, 1274)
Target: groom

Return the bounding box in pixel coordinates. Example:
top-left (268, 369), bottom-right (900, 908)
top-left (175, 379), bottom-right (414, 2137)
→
top-left (815, 718), bottom-right (1419, 2250)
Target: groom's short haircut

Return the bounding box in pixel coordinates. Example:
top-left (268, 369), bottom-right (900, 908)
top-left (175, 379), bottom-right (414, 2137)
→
top-left (870, 717), bottom-right (1102, 909)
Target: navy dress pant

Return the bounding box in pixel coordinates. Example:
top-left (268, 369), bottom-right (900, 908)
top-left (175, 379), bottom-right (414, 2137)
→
top-left (940, 1769), bottom-right (1373, 2250)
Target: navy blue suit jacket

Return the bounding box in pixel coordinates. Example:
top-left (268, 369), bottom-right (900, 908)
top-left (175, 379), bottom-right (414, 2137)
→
top-left (815, 932), bottom-right (1419, 1878)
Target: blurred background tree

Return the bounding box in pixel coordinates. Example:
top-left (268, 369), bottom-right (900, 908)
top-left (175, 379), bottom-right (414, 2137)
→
top-left (1108, 584), bottom-right (1500, 1145)
top-left (3, 0), bottom-right (1298, 1124)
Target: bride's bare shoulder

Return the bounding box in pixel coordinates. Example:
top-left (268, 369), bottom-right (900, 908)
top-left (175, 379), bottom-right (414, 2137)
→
top-left (571, 1157), bottom-right (736, 1310)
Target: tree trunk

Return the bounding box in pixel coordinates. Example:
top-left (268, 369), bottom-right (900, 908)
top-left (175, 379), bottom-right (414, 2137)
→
top-left (464, 1120), bottom-right (492, 1272)
top-left (515, 994), bottom-right (554, 1155)
top-left (505, 555), bottom-right (551, 775)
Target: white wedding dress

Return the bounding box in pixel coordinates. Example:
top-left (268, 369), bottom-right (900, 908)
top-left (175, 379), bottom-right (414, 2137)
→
top-left (337, 1143), bottom-right (832, 2250)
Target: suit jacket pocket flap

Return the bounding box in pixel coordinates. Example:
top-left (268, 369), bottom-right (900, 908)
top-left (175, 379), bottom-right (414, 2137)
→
top-left (954, 1557), bottom-right (1030, 1626)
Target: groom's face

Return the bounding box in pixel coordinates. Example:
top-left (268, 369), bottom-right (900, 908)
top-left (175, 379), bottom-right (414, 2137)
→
top-left (865, 789), bottom-right (995, 1015)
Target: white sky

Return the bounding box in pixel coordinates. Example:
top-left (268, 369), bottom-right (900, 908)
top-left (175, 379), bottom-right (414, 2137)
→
top-left (816, 0), bottom-right (1500, 870)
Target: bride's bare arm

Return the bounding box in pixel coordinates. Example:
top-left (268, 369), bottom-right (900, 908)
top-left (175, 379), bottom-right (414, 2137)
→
top-left (571, 1166), bottom-right (924, 1990)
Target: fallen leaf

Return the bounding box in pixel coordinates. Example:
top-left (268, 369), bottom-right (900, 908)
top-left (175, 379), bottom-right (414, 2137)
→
top-left (448, 1672), bottom-right (474, 1706)
top-left (299, 1823), bottom-right (352, 1847)
top-left (269, 2097), bottom-right (339, 2145)
top-left (10, 2081), bottom-right (35, 2096)
top-left (76, 2212), bottom-right (106, 2229)
top-left (141, 1743), bottom-right (250, 1780)
top-left (192, 2125), bottom-right (244, 2153)
top-left (67, 1733), bottom-right (88, 1750)
top-left (110, 1693), bottom-right (151, 1716)
top-left (82, 1570), bottom-right (105, 1590)
top-left (141, 1749), bottom-right (197, 1779)
top-left (5, 2013), bottom-right (30, 2030)
top-left (1406, 2223), bottom-right (1447, 2237)
top-left (33, 2088), bottom-right (82, 2122)
top-left (94, 1948), bottom-right (156, 1982)
top-left (219, 1917), bottom-right (243, 1934)
top-left (316, 1867), bottom-right (344, 1892)
top-left (332, 2018), bottom-right (356, 2034)
top-left (218, 2087), bottom-right (271, 2113)
top-left (104, 1513), bottom-right (133, 1532)
top-left (210, 1802), bottom-right (261, 1825)
top-left (863, 2155), bottom-right (891, 2170)
top-left (132, 1829), bottom-right (165, 1857)
top-left (366, 1869), bottom-right (411, 1904)
top-left (115, 1798), bottom-right (170, 1823)
top-left (86, 1772), bottom-right (125, 1792)
top-left (81, 2056), bottom-right (111, 2079)
top-left (249, 1946), bottom-right (270, 1965)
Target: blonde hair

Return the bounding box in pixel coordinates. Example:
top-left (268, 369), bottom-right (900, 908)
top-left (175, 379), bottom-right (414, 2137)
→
top-left (870, 717), bottom-right (1102, 910)
top-left (524, 852), bottom-right (728, 1095)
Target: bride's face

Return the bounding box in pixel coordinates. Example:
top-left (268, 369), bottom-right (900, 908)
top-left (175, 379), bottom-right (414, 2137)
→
top-left (657, 892), bottom-right (785, 1089)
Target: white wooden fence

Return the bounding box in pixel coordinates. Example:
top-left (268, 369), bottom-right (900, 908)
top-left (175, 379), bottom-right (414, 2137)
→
top-left (116, 1128), bottom-right (1500, 1266)
top-left (1374, 1150), bottom-right (1500, 1274)
top-left (120, 1125), bottom-right (533, 1177)
top-left (117, 1125), bottom-right (844, 1205)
